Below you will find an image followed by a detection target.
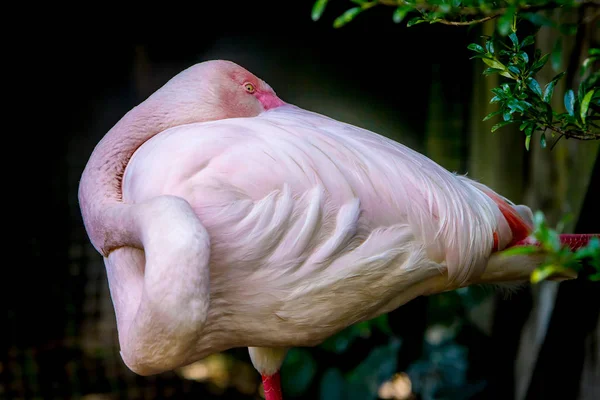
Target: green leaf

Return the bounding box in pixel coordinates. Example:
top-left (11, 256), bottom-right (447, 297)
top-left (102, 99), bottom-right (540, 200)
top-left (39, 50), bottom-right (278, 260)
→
top-left (372, 314), bottom-right (392, 335)
top-left (485, 40), bottom-right (494, 54)
top-left (502, 245), bottom-right (539, 257)
top-left (470, 54), bottom-right (491, 60)
top-left (525, 123), bottom-right (534, 137)
top-left (392, 6), bottom-right (411, 24)
top-left (482, 57), bottom-right (506, 71)
top-left (531, 265), bottom-right (569, 284)
top-left (521, 35), bottom-right (535, 47)
top-left (531, 53), bottom-right (550, 74)
top-left (558, 23), bottom-right (578, 36)
top-left (575, 238), bottom-right (600, 258)
top-left (406, 16), bottom-right (425, 27)
top-left (564, 90), bottom-right (575, 116)
top-left (507, 99), bottom-right (532, 113)
top-left (543, 72), bottom-right (565, 103)
top-left (533, 210), bottom-right (547, 230)
top-left (320, 368), bottom-right (345, 400)
top-left (483, 109), bottom-right (503, 121)
top-left (580, 89), bottom-right (595, 123)
top-left (491, 87), bottom-right (505, 96)
top-left (483, 67), bottom-right (504, 76)
top-left (590, 48), bottom-right (600, 56)
top-left (508, 65), bottom-right (521, 75)
top-left (521, 12), bottom-right (556, 28)
top-left (508, 32), bottom-right (519, 49)
top-left (312, 0), bottom-right (329, 21)
top-left (467, 43), bottom-right (485, 53)
top-left (543, 81), bottom-right (556, 103)
top-left (281, 349), bottom-right (317, 396)
top-left (540, 132), bottom-right (547, 148)
top-left (588, 272), bottom-right (600, 281)
top-left (550, 71), bottom-right (566, 84)
top-left (527, 78), bottom-right (543, 97)
top-left (333, 7), bottom-right (362, 28)
top-left (551, 37), bottom-right (563, 72)
top-left (519, 51), bottom-right (529, 64)
top-left (497, 8), bottom-right (515, 36)
top-left (543, 102), bottom-right (553, 122)
top-left (581, 57), bottom-right (594, 76)
top-left (491, 120), bottom-right (515, 132)
top-left (525, 124), bottom-right (534, 150)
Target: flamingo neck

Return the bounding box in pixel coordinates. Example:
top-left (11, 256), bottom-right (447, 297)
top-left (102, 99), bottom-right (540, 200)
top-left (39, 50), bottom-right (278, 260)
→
top-left (78, 93), bottom-right (230, 254)
top-left (262, 372), bottom-right (283, 400)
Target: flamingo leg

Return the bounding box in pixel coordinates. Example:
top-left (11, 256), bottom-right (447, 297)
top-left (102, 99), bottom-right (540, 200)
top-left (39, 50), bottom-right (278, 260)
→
top-left (262, 372), bottom-right (283, 400)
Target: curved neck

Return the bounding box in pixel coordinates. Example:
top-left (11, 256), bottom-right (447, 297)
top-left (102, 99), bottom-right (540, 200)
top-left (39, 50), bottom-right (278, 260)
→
top-left (78, 93), bottom-right (226, 254)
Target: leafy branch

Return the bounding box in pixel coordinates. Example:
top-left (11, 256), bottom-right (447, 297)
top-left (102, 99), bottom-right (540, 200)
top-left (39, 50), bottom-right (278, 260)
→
top-left (502, 211), bottom-right (600, 283)
top-left (312, 0), bottom-right (600, 29)
top-left (469, 38), bottom-right (600, 148)
top-left (312, 0), bottom-right (600, 148)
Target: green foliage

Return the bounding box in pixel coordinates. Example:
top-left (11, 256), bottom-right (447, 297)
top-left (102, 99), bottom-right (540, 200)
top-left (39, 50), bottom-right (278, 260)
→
top-left (316, 339), bottom-right (401, 399)
top-left (311, 1), bottom-right (589, 28)
top-left (281, 348), bottom-right (318, 396)
top-left (407, 332), bottom-right (486, 400)
top-left (344, 339), bottom-right (401, 399)
top-left (320, 314), bottom-right (392, 353)
top-left (312, 0), bottom-right (600, 145)
top-left (469, 33), bottom-right (600, 147)
top-left (502, 211), bottom-right (600, 283)
top-left (280, 315), bottom-right (398, 398)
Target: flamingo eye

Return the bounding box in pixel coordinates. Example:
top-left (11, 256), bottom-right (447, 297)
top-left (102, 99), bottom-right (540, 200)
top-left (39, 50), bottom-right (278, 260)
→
top-left (243, 82), bottom-right (256, 93)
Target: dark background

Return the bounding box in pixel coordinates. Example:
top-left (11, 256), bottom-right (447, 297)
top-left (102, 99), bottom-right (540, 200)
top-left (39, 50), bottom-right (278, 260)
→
top-left (6, 1), bottom-right (599, 399)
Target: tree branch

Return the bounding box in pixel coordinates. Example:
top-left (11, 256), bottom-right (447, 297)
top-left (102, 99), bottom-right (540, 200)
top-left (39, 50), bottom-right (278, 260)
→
top-left (543, 124), bottom-right (600, 140)
top-left (434, 15), bottom-right (500, 26)
top-left (376, 0), bottom-right (600, 26)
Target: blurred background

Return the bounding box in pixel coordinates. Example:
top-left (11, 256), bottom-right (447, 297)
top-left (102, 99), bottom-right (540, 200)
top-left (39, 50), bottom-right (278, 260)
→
top-left (6, 1), bottom-right (599, 399)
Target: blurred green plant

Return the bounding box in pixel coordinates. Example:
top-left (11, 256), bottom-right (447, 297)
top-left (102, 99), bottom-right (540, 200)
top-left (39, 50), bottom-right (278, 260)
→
top-left (281, 314), bottom-right (400, 398)
top-left (503, 211), bottom-right (600, 282)
top-left (407, 325), bottom-right (486, 400)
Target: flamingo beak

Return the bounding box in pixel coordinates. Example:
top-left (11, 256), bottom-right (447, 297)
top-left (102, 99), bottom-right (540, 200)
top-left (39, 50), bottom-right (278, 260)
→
top-left (261, 371), bottom-right (283, 400)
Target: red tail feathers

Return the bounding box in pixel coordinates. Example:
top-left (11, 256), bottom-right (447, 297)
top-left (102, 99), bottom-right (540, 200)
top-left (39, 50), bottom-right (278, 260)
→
top-left (485, 192), bottom-right (532, 252)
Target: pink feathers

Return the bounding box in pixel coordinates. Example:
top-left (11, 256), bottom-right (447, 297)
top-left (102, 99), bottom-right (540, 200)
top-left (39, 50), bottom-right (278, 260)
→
top-left (483, 190), bottom-right (533, 251)
top-left (79, 60), bottom-right (594, 399)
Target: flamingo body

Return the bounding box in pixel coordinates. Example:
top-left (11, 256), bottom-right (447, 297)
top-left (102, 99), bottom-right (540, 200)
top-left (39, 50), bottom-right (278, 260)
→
top-left (78, 60), bottom-right (595, 398)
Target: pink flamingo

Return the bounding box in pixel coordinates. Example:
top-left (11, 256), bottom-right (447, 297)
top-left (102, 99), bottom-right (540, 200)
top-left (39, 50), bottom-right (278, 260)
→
top-left (79, 60), bottom-right (596, 400)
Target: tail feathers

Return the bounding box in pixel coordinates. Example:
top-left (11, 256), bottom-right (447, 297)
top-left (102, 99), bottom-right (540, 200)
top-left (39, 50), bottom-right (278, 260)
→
top-left (465, 180), bottom-right (533, 251)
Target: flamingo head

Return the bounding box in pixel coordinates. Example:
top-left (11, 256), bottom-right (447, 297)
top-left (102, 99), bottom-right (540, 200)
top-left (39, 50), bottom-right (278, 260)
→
top-left (149, 60), bottom-right (286, 123)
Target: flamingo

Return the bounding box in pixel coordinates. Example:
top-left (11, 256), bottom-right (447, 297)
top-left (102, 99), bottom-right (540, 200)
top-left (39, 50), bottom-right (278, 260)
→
top-left (78, 60), bottom-right (596, 400)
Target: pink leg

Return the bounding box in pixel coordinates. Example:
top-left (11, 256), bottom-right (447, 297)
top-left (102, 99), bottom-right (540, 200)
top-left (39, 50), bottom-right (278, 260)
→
top-left (262, 372), bottom-right (283, 400)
